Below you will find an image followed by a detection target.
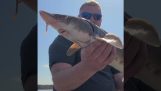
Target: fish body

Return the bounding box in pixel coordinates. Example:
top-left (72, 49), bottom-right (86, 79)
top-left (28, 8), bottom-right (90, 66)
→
top-left (39, 10), bottom-right (123, 71)
top-left (40, 10), bottom-right (123, 53)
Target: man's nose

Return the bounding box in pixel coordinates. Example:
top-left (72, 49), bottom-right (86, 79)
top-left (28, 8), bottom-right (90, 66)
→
top-left (90, 16), bottom-right (96, 24)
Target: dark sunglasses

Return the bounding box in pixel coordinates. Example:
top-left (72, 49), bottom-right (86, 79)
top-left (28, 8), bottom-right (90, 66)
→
top-left (80, 12), bottom-right (102, 21)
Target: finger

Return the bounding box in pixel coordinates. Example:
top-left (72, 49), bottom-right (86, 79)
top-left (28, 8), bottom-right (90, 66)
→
top-left (84, 41), bottom-right (102, 54)
top-left (81, 41), bottom-right (103, 58)
top-left (81, 48), bottom-right (86, 59)
top-left (90, 41), bottom-right (108, 57)
top-left (96, 44), bottom-right (113, 62)
top-left (103, 47), bottom-right (116, 65)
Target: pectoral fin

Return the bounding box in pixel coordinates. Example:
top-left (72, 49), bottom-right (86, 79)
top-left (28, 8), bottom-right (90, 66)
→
top-left (96, 33), bottom-right (123, 49)
top-left (67, 43), bottom-right (81, 56)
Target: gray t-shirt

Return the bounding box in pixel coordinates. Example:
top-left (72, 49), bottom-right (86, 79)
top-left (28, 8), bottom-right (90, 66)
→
top-left (49, 35), bottom-right (119, 91)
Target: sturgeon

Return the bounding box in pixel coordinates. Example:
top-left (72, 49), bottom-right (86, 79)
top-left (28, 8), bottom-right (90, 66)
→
top-left (39, 10), bottom-right (123, 71)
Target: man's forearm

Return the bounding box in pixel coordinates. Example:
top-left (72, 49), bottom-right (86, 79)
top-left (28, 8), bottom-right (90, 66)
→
top-left (52, 61), bottom-right (97, 91)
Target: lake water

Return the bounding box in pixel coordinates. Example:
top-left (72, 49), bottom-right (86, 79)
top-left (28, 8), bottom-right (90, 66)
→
top-left (38, 89), bottom-right (52, 91)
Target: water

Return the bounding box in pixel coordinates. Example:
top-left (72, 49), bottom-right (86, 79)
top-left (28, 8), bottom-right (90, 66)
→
top-left (38, 89), bottom-right (52, 91)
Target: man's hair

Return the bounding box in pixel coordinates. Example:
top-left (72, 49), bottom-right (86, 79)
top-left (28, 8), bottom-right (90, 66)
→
top-left (80, 0), bottom-right (101, 11)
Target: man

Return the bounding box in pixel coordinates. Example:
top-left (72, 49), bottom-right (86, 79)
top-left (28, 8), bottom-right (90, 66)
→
top-left (49, 1), bottom-right (123, 91)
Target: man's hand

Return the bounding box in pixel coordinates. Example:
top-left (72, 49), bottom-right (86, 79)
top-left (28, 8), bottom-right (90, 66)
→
top-left (81, 40), bottom-right (117, 71)
top-left (51, 40), bottom-right (117, 91)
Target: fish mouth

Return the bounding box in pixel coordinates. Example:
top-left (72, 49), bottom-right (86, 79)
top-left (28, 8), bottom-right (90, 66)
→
top-left (58, 29), bottom-right (66, 34)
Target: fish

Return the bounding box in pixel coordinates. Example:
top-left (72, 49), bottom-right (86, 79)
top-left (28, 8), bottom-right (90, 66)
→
top-left (39, 10), bottom-right (124, 71)
top-left (125, 18), bottom-right (161, 47)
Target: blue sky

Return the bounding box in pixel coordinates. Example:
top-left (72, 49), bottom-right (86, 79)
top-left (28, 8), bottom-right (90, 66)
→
top-left (38, 0), bottom-right (123, 85)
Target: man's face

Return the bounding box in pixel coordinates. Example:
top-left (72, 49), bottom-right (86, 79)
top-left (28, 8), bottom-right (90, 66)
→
top-left (79, 5), bottom-right (102, 27)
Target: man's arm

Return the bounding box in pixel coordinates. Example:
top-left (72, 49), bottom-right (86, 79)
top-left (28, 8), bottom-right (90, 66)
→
top-left (51, 62), bottom-right (96, 91)
top-left (51, 41), bottom-right (116, 91)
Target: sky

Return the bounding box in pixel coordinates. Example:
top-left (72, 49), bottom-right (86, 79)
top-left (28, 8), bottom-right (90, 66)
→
top-left (38, 0), bottom-right (123, 85)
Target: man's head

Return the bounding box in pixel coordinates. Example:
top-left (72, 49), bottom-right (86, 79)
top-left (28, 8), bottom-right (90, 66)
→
top-left (79, 0), bottom-right (102, 27)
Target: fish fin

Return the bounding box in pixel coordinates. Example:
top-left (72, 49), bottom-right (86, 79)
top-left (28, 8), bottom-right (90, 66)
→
top-left (95, 33), bottom-right (123, 49)
top-left (46, 23), bottom-right (48, 32)
top-left (67, 43), bottom-right (81, 56)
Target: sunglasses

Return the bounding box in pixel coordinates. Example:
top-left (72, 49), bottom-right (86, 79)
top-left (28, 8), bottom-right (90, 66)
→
top-left (80, 12), bottom-right (102, 21)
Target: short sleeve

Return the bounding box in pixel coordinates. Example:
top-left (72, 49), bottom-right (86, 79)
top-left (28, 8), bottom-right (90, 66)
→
top-left (49, 35), bottom-right (77, 69)
top-left (110, 66), bottom-right (120, 75)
